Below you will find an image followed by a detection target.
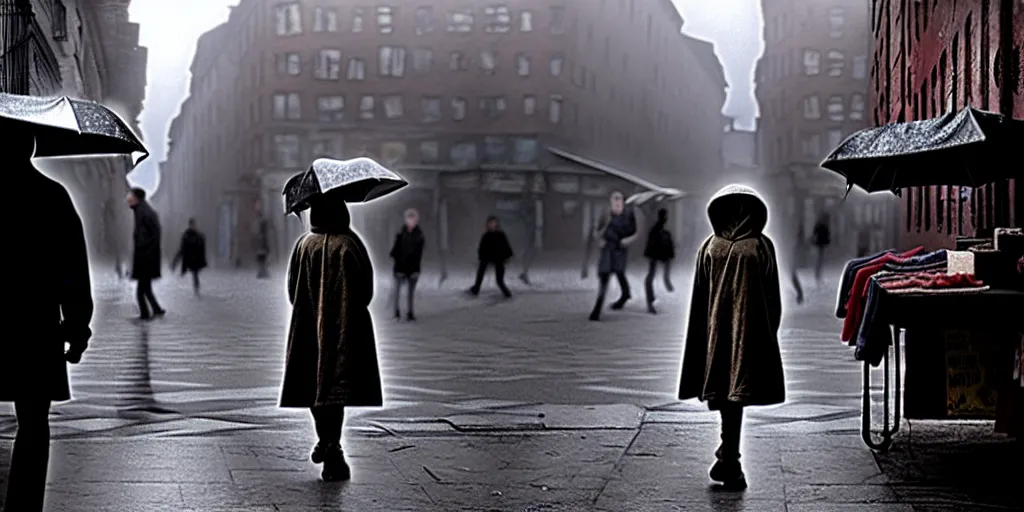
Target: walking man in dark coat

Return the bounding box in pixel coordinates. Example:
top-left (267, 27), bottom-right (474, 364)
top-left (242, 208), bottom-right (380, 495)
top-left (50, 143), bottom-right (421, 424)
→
top-left (589, 190), bottom-right (638, 321)
top-left (389, 208), bottom-right (425, 320)
top-left (679, 185), bottom-right (785, 490)
top-left (811, 212), bottom-right (831, 283)
top-left (469, 216), bottom-right (514, 298)
top-left (127, 187), bottom-right (165, 320)
top-left (643, 207), bottom-right (675, 314)
top-left (254, 202), bottom-right (272, 279)
top-left (172, 218), bottom-right (208, 295)
top-left (1, 123), bottom-right (93, 512)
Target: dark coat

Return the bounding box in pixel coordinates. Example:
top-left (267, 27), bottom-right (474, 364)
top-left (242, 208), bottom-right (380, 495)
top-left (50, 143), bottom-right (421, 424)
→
top-left (643, 220), bottom-right (675, 261)
top-left (280, 201), bottom-right (382, 408)
top-left (812, 220), bottom-right (831, 247)
top-left (173, 228), bottom-right (207, 273)
top-left (679, 185), bottom-right (785, 409)
top-left (0, 167), bottom-right (93, 402)
top-left (478, 230), bottom-right (514, 264)
top-left (596, 209), bottom-right (638, 274)
top-left (389, 225), bottom-right (425, 275)
top-left (254, 217), bottom-right (271, 256)
top-left (131, 200), bottom-right (162, 280)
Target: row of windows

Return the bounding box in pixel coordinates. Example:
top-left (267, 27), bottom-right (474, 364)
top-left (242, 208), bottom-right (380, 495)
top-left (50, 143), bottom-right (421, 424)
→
top-left (802, 93), bottom-right (866, 121)
top-left (761, 49), bottom-right (867, 84)
top-left (268, 134), bottom-right (543, 169)
top-left (270, 93), bottom-right (564, 123)
top-left (274, 3), bottom-right (562, 37)
top-left (276, 48), bottom-right (566, 80)
top-left (765, 6), bottom-right (849, 43)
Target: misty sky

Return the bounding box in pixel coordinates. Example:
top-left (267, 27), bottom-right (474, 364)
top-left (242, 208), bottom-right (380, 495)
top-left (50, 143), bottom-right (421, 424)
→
top-left (126, 0), bottom-right (763, 193)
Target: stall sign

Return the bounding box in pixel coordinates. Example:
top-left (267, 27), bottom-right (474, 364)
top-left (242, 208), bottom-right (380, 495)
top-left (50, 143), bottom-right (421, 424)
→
top-left (549, 175), bottom-right (580, 194)
top-left (482, 172), bottom-right (526, 193)
top-left (945, 330), bottom-right (998, 417)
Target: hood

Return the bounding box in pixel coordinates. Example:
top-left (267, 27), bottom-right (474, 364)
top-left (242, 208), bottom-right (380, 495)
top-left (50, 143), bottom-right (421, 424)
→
top-left (309, 200), bottom-right (351, 234)
top-left (706, 184), bottom-right (768, 241)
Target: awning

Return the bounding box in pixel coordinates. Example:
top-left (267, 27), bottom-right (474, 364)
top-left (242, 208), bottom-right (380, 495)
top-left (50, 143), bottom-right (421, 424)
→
top-left (547, 147), bottom-right (685, 198)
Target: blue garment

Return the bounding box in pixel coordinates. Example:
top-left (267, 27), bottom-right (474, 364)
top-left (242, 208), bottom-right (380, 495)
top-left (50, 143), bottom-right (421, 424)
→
top-left (835, 249), bottom-right (894, 318)
top-left (597, 210), bottom-right (637, 274)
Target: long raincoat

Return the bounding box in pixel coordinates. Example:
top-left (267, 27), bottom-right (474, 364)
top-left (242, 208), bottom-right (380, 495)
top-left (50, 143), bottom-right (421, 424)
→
top-left (678, 184), bottom-right (785, 409)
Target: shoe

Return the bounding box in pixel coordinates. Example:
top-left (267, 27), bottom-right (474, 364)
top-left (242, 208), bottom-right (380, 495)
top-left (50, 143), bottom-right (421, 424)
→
top-left (406, 312), bottom-right (416, 321)
top-left (502, 291), bottom-right (512, 299)
top-left (393, 310), bottom-right (401, 320)
top-left (519, 273), bottom-right (531, 285)
top-left (666, 282), bottom-right (675, 293)
top-left (310, 443), bottom-right (327, 464)
top-left (589, 310), bottom-right (601, 321)
top-left (135, 315), bottom-right (152, 322)
top-left (468, 288), bottom-right (480, 296)
top-left (320, 444), bottom-right (351, 482)
top-left (610, 298), bottom-right (629, 310)
top-left (153, 309), bottom-right (166, 317)
top-left (647, 303), bottom-right (658, 315)
top-left (709, 459), bottom-right (747, 490)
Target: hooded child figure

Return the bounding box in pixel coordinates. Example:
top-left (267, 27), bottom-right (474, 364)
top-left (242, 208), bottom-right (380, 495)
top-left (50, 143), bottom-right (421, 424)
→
top-left (678, 184), bottom-right (785, 490)
top-left (280, 197), bottom-right (383, 482)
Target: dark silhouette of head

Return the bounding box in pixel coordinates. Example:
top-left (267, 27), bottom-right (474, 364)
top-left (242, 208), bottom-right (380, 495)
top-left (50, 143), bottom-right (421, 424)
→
top-left (404, 208), bottom-right (419, 230)
top-left (609, 190), bottom-right (625, 215)
top-left (188, 218), bottom-right (196, 229)
top-left (309, 197), bottom-right (351, 233)
top-left (0, 120), bottom-right (37, 161)
top-left (657, 208), bottom-right (668, 223)
top-left (126, 187), bottom-right (146, 208)
top-left (486, 215), bottom-right (499, 231)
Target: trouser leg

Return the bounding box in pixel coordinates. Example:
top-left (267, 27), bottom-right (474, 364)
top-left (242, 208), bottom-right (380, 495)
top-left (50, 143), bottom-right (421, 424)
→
top-left (590, 272), bottom-right (611, 318)
top-left (717, 404), bottom-right (744, 461)
top-left (4, 400), bottom-right (52, 512)
top-left (191, 270), bottom-right (200, 293)
top-left (494, 262), bottom-right (511, 297)
top-left (815, 246), bottom-right (825, 282)
top-left (310, 405), bottom-right (345, 446)
top-left (406, 274), bottom-right (419, 314)
top-left (663, 260), bottom-right (674, 291)
top-left (136, 278), bottom-right (152, 317)
top-left (791, 268), bottom-right (804, 303)
top-left (143, 279), bottom-right (163, 313)
top-left (644, 259), bottom-right (657, 305)
top-left (471, 262), bottom-right (488, 294)
top-left (392, 274), bottom-right (405, 315)
top-left (613, 271), bottom-right (631, 304)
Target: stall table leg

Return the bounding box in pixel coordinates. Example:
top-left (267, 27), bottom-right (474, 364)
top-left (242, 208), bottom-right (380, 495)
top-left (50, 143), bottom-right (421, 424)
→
top-left (862, 326), bottom-right (903, 452)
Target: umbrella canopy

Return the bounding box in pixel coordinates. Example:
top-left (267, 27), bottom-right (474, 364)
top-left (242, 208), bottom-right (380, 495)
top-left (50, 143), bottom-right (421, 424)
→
top-left (282, 157), bottom-right (408, 215)
top-left (0, 93), bottom-right (149, 168)
top-left (821, 107), bottom-right (1024, 193)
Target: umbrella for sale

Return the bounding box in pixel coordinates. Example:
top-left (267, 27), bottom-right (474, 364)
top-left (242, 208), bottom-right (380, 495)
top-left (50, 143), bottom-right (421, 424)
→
top-left (821, 107), bottom-right (1024, 193)
top-left (282, 157), bottom-right (408, 215)
top-left (0, 93), bottom-right (149, 167)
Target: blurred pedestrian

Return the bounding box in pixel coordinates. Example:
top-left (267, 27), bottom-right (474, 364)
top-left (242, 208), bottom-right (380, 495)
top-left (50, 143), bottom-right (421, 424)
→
top-left (589, 190), bottom-right (638, 321)
top-left (389, 208), bottom-right (425, 320)
top-left (643, 207), bottom-right (675, 314)
top-left (790, 223), bottom-right (807, 304)
top-left (279, 197), bottom-right (382, 482)
top-left (1, 122), bottom-right (93, 512)
top-left (678, 185), bottom-right (785, 491)
top-left (856, 223), bottom-right (872, 258)
top-left (811, 212), bottom-right (831, 283)
top-left (470, 215), bottom-right (514, 298)
top-left (127, 187), bottom-right (166, 320)
top-left (254, 202), bottom-right (272, 279)
top-left (172, 218), bottom-right (207, 295)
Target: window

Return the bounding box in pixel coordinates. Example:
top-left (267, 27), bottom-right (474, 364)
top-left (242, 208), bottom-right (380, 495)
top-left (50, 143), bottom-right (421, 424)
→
top-left (483, 136), bottom-right (508, 164)
top-left (549, 55), bottom-right (564, 76)
top-left (352, 8), bottom-right (364, 32)
top-left (315, 49), bottom-right (342, 80)
top-left (419, 141), bottom-right (439, 163)
top-left (520, 11), bottom-right (533, 31)
top-left (450, 142), bottom-right (477, 167)
top-left (827, 50), bottom-right (845, 77)
top-left (421, 97), bottom-right (441, 122)
top-left (310, 137), bottom-right (342, 159)
top-left (451, 97), bottom-right (467, 120)
top-left (377, 6), bottom-right (394, 33)
top-left (549, 95), bottom-right (563, 123)
top-left (275, 3), bottom-right (301, 36)
top-left (480, 50), bottom-right (496, 73)
top-left (381, 142), bottom-right (407, 164)
top-left (827, 95), bottom-right (844, 121)
top-left (549, 6), bottom-right (565, 34)
top-left (517, 54), bottom-right (530, 76)
top-left (276, 53), bottom-right (301, 76)
top-left (313, 7), bottom-right (338, 32)
top-left (801, 133), bottom-right (821, 157)
top-left (415, 6), bottom-right (433, 35)
top-left (852, 55), bottom-right (867, 79)
top-left (512, 138), bottom-right (539, 164)
top-left (359, 95), bottom-right (375, 119)
top-left (449, 51), bottom-right (468, 71)
top-left (803, 50), bottom-right (821, 75)
top-left (272, 93), bottom-right (301, 119)
top-left (347, 58), bottom-right (366, 80)
top-left (828, 7), bottom-right (845, 38)
top-left (479, 96), bottom-right (507, 119)
top-left (827, 129), bottom-right (843, 150)
top-left (317, 96), bottom-right (344, 121)
top-left (383, 95), bottom-right (403, 118)
top-left (412, 48), bottom-right (433, 73)
top-left (850, 93), bottom-right (865, 120)
top-left (273, 134), bottom-right (301, 167)
top-left (524, 95), bottom-right (536, 115)
top-left (379, 46), bottom-right (407, 77)
top-left (447, 9), bottom-right (473, 32)
top-left (803, 95), bottom-right (821, 119)
top-left (484, 5), bottom-right (511, 33)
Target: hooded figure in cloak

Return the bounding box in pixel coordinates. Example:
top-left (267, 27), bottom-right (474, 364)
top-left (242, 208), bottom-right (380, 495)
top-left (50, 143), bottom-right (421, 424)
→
top-left (280, 197), bottom-right (383, 482)
top-left (678, 184), bottom-right (785, 490)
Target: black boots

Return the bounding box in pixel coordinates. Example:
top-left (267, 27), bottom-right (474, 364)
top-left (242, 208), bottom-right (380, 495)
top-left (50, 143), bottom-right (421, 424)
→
top-left (709, 447), bottom-right (747, 490)
top-left (311, 442), bottom-right (350, 482)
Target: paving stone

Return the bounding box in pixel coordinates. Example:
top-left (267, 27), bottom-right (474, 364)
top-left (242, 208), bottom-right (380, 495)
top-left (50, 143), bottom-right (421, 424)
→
top-left (785, 484), bottom-right (901, 504)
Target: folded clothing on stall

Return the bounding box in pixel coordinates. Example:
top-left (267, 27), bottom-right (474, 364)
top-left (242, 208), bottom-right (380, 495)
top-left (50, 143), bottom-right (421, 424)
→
top-left (880, 271), bottom-right (989, 294)
top-left (834, 247), bottom-right (915, 319)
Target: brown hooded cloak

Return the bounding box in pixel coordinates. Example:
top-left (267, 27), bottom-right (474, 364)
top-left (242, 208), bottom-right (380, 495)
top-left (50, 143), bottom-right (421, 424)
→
top-left (678, 184), bottom-right (785, 408)
top-left (279, 200), bottom-right (383, 408)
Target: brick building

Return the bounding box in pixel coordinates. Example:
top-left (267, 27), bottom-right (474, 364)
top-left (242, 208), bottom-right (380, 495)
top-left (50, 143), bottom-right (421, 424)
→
top-left (870, 0), bottom-right (1022, 250)
top-left (0, 0), bottom-right (147, 272)
top-left (756, 0), bottom-right (899, 257)
top-left (157, 0), bottom-right (728, 269)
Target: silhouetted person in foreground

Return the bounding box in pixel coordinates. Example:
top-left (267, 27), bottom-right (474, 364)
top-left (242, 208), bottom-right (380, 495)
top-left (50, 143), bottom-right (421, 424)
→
top-left (389, 208), bottom-right (425, 320)
top-left (589, 190), bottom-right (638, 321)
top-left (280, 197), bottom-right (382, 482)
top-left (172, 218), bottom-right (207, 295)
top-left (643, 207), bottom-right (675, 314)
top-left (811, 212), bottom-right (831, 283)
top-left (470, 216), bottom-right (514, 298)
top-left (0, 123), bottom-right (93, 512)
top-left (679, 185), bottom-right (785, 491)
top-left (127, 187), bottom-right (165, 320)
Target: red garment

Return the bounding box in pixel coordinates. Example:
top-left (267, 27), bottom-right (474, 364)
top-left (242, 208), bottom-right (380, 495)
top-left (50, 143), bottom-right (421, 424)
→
top-left (840, 247), bottom-right (925, 341)
top-left (881, 272), bottom-right (944, 290)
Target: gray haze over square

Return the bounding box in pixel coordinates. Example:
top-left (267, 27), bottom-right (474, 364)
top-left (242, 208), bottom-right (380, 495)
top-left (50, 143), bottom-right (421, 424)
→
top-left (125, 0), bottom-right (764, 193)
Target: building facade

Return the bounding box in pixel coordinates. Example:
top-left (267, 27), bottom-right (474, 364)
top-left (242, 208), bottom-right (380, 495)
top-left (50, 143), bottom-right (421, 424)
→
top-left (871, 0), bottom-right (1022, 250)
top-left (0, 0), bottom-right (147, 272)
top-left (159, 0), bottom-right (728, 269)
top-left (757, 0), bottom-right (899, 257)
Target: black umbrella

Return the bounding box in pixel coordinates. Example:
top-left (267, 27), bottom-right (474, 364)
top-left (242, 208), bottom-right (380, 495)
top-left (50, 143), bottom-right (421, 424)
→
top-left (0, 93), bottom-right (149, 167)
top-left (821, 107), bottom-right (1024, 193)
top-left (282, 157), bottom-right (408, 215)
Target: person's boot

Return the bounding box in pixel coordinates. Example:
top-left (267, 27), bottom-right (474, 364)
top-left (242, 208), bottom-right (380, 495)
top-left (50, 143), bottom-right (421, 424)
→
top-left (310, 442), bottom-right (327, 464)
top-left (393, 310), bottom-right (401, 320)
top-left (610, 295), bottom-right (630, 310)
top-left (468, 287), bottom-right (480, 296)
top-left (647, 302), bottom-right (657, 315)
top-left (589, 301), bottom-right (602, 321)
top-left (665, 281), bottom-right (675, 293)
top-left (519, 273), bottom-right (530, 285)
top-left (406, 312), bottom-right (416, 321)
top-left (320, 443), bottom-right (351, 482)
top-left (709, 448), bottom-right (747, 490)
